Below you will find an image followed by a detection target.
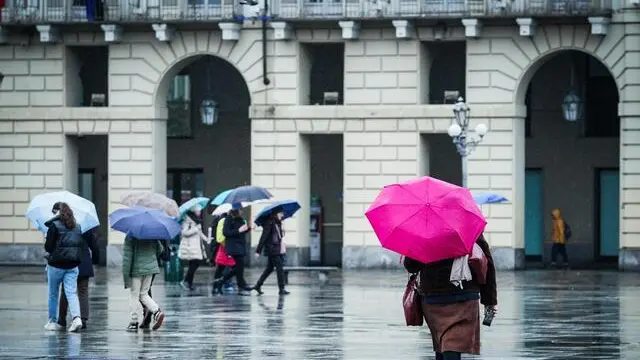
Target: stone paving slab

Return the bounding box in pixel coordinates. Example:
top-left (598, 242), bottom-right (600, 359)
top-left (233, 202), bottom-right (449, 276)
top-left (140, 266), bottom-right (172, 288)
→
top-left (1, 267), bottom-right (640, 359)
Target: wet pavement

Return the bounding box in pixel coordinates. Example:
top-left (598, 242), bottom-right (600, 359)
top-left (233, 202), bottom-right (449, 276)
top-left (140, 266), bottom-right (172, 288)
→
top-left (1, 266), bottom-right (640, 359)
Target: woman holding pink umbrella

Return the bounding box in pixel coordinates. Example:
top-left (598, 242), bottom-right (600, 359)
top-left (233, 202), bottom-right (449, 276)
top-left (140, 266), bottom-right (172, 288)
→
top-left (365, 176), bottom-right (498, 360)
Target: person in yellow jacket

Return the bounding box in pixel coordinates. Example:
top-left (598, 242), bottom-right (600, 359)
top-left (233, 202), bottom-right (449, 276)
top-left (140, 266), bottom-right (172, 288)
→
top-left (550, 208), bottom-right (569, 268)
top-left (211, 213), bottom-right (233, 295)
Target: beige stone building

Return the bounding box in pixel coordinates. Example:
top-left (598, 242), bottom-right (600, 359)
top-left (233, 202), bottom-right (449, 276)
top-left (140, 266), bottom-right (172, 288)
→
top-left (0, 0), bottom-right (638, 269)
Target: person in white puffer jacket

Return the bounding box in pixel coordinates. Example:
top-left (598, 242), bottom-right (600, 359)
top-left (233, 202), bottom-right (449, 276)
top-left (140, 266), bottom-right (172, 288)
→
top-left (178, 205), bottom-right (210, 291)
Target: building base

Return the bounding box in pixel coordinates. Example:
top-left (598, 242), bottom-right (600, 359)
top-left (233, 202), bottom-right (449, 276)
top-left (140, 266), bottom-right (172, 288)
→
top-left (342, 246), bottom-right (403, 269)
top-left (0, 244), bottom-right (46, 265)
top-left (619, 248), bottom-right (640, 272)
top-left (492, 247), bottom-right (525, 270)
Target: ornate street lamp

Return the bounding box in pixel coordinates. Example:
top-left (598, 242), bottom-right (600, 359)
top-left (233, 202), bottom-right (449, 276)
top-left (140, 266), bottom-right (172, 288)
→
top-left (200, 97), bottom-right (218, 126)
top-left (562, 90), bottom-right (583, 122)
top-left (447, 97), bottom-right (488, 188)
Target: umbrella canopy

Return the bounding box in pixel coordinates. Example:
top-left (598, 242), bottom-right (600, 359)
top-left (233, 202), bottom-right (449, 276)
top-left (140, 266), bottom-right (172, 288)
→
top-left (120, 191), bottom-right (179, 218)
top-left (254, 200), bottom-right (301, 226)
top-left (473, 192), bottom-right (509, 205)
top-left (365, 176), bottom-right (487, 264)
top-left (211, 201), bottom-right (255, 216)
top-left (178, 197), bottom-right (210, 220)
top-left (221, 185), bottom-right (273, 204)
top-left (210, 189), bottom-right (233, 206)
top-left (109, 206), bottom-right (180, 240)
top-left (26, 191), bottom-right (99, 234)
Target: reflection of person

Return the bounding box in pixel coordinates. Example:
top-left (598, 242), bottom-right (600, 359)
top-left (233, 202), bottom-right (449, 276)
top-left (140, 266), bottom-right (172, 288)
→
top-left (58, 226), bottom-right (99, 330)
top-left (122, 235), bottom-right (165, 332)
top-left (403, 234), bottom-right (498, 360)
top-left (253, 206), bottom-right (289, 296)
top-left (43, 202), bottom-right (84, 332)
top-left (213, 204), bottom-right (253, 295)
top-left (179, 206), bottom-right (210, 291)
top-left (550, 208), bottom-right (569, 268)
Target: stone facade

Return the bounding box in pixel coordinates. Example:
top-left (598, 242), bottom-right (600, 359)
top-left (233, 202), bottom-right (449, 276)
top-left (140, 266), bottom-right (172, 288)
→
top-left (0, 11), bottom-right (638, 269)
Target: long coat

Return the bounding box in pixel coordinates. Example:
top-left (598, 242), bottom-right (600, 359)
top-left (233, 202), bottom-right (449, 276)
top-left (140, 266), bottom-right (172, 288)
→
top-left (78, 229), bottom-right (99, 278)
top-left (255, 219), bottom-right (283, 257)
top-left (178, 216), bottom-right (210, 261)
top-left (222, 214), bottom-right (248, 257)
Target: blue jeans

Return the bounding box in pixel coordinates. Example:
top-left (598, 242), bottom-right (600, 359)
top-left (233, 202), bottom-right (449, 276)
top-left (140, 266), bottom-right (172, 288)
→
top-left (47, 266), bottom-right (80, 321)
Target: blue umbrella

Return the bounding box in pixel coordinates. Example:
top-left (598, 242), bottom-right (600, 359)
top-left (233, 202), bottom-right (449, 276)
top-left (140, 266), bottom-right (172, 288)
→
top-left (109, 206), bottom-right (181, 240)
top-left (222, 185), bottom-right (273, 204)
top-left (473, 193), bottom-right (509, 205)
top-left (255, 200), bottom-right (301, 226)
top-left (26, 191), bottom-right (99, 234)
top-left (210, 189), bottom-right (232, 206)
top-left (178, 197), bottom-right (210, 220)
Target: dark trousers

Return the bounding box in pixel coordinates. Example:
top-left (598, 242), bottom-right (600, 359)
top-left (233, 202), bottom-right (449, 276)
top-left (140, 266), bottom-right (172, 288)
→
top-left (436, 352), bottom-right (461, 360)
top-left (551, 243), bottom-right (569, 264)
top-left (184, 260), bottom-right (200, 285)
top-left (59, 276), bottom-right (89, 325)
top-left (221, 255), bottom-right (247, 288)
top-left (256, 255), bottom-right (285, 290)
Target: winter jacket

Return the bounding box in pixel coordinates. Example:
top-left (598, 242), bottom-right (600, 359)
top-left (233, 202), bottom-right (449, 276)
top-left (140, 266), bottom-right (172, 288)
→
top-left (256, 219), bottom-right (283, 257)
top-left (551, 208), bottom-right (567, 245)
top-left (178, 215), bottom-right (210, 261)
top-left (222, 214), bottom-right (248, 257)
top-left (403, 235), bottom-right (497, 306)
top-left (122, 235), bottom-right (162, 289)
top-left (78, 229), bottom-right (99, 278)
top-left (44, 217), bottom-right (84, 270)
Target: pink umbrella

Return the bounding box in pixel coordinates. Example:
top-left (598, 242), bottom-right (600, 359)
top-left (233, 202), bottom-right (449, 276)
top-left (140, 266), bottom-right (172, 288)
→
top-left (365, 176), bottom-right (487, 264)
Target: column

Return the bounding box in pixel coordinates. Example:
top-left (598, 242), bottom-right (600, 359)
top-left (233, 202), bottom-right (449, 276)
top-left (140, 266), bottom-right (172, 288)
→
top-left (106, 119), bottom-right (166, 267)
top-left (467, 107), bottom-right (526, 270)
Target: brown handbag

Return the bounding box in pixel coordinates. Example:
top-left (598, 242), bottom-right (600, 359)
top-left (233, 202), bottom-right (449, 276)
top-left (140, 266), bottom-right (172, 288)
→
top-left (403, 273), bottom-right (423, 326)
top-left (469, 243), bottom-right (488, 284)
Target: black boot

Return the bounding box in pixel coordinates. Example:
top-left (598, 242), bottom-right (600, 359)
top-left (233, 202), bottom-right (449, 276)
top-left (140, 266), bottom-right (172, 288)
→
top-left (279, 289), bottom-right (290, 296)
top-left (252, 285), bottom-right (264, 295)
top-left (212, 279), bottom-right (223, 295)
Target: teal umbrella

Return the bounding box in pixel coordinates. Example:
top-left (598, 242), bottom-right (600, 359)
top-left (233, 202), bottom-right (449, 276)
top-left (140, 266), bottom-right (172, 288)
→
top-left (178, 197), bottom-right (210, 221)
top-left (210, 189), bottom-right (232, 206)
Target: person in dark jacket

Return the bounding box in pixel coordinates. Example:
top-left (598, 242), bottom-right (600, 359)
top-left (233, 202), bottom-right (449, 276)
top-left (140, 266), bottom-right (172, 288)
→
top-left (252, 207), bottom-right (289, 296)
top-left (212, 204), bottom-right (252, 295)
top-left (403, 234), bottom-right (498, 360)
top-left (43, 202), bottom-right (84, 333)
top-left (58, 226), bottom-right (99, 329)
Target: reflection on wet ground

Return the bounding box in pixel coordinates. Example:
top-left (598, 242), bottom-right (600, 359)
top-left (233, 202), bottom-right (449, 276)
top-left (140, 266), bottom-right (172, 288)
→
top-left (1, 267), bottom-right (640, 359)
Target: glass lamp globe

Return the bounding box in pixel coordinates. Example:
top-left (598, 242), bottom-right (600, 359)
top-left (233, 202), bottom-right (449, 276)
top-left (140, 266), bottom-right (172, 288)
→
top-left (475, 123), bottom-right (488, 137)
top-left (448, 123), bottom-right (462, 138)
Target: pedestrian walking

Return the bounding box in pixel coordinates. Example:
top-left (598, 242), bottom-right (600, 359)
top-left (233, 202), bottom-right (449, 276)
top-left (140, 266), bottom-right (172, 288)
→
top-left (212, 204), bottom-right (252, 295)
top-left (58, 226), bottom-right (100, 330)
top-left (210, 209), bottom-right (234, 295)
top-left (122, 235), bottom-right (165, 332)
top-left (43, 202), bottom-right (84, 333)
top-left (179, 205), bottom-right (210, 290)
top-left (141, 240), bottom-right (170, 329)
top-left (403, 234), bottom-right (498, 360)
top-left (550, 208), bottom-right (570, 268)
top-left (252, 206), bottom-right (289, 296)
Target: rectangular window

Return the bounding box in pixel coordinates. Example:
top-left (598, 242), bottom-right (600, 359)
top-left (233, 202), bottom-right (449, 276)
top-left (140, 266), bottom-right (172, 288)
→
top-left (167, 73), bottom-right (193, 138)
top-left (300, 43), bottom-right (344, 105)
top-left (584, 56), bottom-right (619, 138)
top-left (424, 41), bottom-right (466, 104)
top-left (167, 169), bottom-right (204, 205)
top-left (65, 46), bottom-right (109, 107)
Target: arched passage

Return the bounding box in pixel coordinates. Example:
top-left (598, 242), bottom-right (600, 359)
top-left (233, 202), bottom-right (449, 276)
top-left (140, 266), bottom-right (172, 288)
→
top-left (159, 54), bottom-right (252, 208)
top-left (519, 50), bottom-right (621, 268)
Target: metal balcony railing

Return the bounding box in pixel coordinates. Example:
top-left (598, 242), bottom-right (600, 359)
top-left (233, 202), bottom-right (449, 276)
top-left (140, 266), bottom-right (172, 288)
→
top-left (0, 0), bottom-right (613, 24)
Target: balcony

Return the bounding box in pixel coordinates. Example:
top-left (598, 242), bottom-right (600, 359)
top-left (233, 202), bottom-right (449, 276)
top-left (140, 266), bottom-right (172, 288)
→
top-left (0, 0), bottom-right (613, 25)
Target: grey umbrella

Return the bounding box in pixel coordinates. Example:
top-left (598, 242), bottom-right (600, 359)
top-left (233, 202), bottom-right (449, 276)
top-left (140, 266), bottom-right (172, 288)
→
top-left (120, 192), bottom-right (179, 218)
top-left (223, 185), bottom-right (273, 204)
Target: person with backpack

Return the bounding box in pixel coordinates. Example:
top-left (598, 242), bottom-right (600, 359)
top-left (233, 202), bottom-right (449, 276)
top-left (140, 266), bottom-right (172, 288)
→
top-left (551, 208), bottom-right (570, 268)
top-left (43, 202), bottom-right (84, 333)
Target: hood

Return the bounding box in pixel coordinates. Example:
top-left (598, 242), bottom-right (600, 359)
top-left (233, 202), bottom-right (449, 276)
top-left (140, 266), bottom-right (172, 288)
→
top-left (551, 208), bottom-right (562, 220)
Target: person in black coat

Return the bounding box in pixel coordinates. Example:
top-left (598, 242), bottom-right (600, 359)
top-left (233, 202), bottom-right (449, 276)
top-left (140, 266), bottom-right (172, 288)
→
top-left (58, 226), bottom-right (99, 329)
top-left (252, 207), bottom-right (289, 296)
top-left (212, 204), bottom-right (252, 295)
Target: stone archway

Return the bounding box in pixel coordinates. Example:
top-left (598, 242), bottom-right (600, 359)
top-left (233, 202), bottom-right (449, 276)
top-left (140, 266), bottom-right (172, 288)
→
top-left (515, 48), bottom-right (621, 267)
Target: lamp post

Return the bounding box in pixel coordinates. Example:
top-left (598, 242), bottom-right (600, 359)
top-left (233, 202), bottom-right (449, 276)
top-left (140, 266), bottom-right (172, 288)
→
top-left (447, 97), bottom-right (488, 188)
top-left (200, 98), bottom-right (218, 126)
top-left (561, 90), bottom-right (583, 122)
